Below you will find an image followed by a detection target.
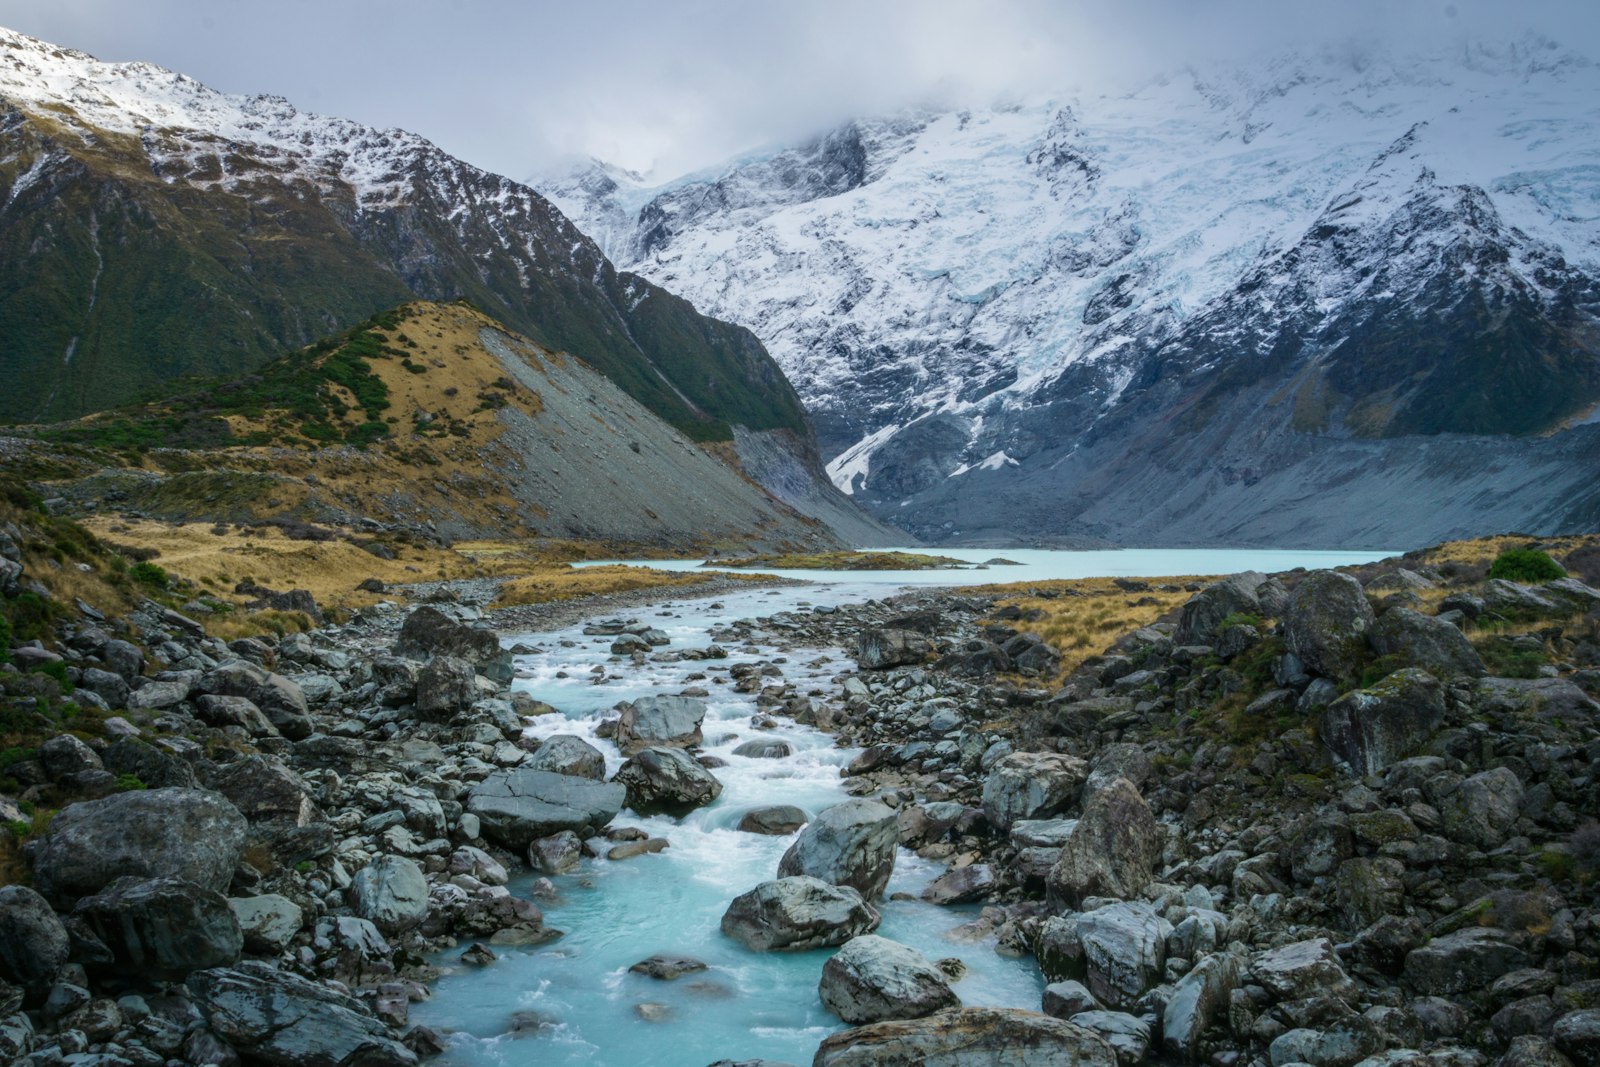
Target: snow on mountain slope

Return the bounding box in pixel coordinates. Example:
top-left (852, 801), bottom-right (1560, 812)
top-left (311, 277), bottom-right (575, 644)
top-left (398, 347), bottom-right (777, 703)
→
top-left (538, 37), bottom-right (1600, 527)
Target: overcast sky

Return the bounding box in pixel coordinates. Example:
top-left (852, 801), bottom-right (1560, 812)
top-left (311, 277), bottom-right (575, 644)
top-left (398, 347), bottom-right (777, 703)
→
top-left (1, 1), bottom-right (1595, 182)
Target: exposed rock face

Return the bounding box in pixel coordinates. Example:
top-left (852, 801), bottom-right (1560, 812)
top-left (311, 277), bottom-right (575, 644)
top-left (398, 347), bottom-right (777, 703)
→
top-left (855, 628), bottom-right (935, 670)
top-left (188, 962), bottom-right (417, 1066)
top-left (1318, 668), bottom-right (1447, 775)
top-left (777, 798), bottom-right (899, 900)
top-left (74, 877), bottom-right (243, 980)
top-left (393, 606), bottom-right (513, 684)
top-left (465, 768), bottom-right (625, 850)
top-left (349, 856), bottom-right (430, 934)
top-left (613, 747), bottom-right (724, 815)
top-left (1368, 607), bottom-right (1485, 679)
top-left (981, 752), bottom-right (1089, 833)
top-left (525, 734), bottom-right (608, 780)
top-left (614, 694), bottom-right (708, 755)
top-left (0, 885), bottom-right (70, 989)
top-left (813, 1007), bottom-right (1118, 1067)
top-left (1047, 778), bottom-right (1161, 907)
top-left (818, 935), bottom-right (960, 1023)
top-left (30, 788), bottom-right (247, 904)
top-left (1285, 571), bottom-right (1376, 681)
top-left (720, 876), bottom-right (880, 952)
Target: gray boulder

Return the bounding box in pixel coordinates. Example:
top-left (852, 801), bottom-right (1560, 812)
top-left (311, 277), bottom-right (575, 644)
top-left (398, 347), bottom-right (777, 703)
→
top-left (74, 877), bottom-right (243, 979)
top-left (529, 831), bottom-right (583, 874)
top-left (818, 935), bottom-right (959, 1023)
top-left (614, 694), bottom-right (707, 755)
top-left (1553, 1010), bottom-right (1600, 1067)
top-left (1042, 980), bottom-right (1102, 1019)
top-left (525, 734), bottom-right (607, 780)
top-left (466, 767), bottom-right (625, 850)
top-left (777, 799), bottom-right (898, 901)
top-left (188, 961), bottom-right (417, 1066)
top-left (981, 752), bottom-right (1089, 833)
top-left (206, 755), bottom-right (321, 827)
top-left (195, 694), bottom-right (280, 737)
top-left (349, 856), bottom-right (429, 934)
top-left (394, 606), bottom-right (512, 684)
top-left (720, 876), bottom-right (880, 952)
top-left (855, 628), bottom-right (935, 670)
top-left (1285, 570), bottom-right (1375, 681)
top-left (1318, 668), bottom-right (1446, 775)
top-left (1175, 572), bottom-right (1268, 645)
top-left (732, 738), bottom-right (793, 759)
top-left (415, 655), bottom-right (479, 719)
top-left (1035, 902), bottom-right (1172, 1010)
top-left (1440, 767), bottom-right (1525, 850)
top-left (1476, 677), bottom-right (1600, 722)
top-left (1047, 778), bottom-right (1161, 907)
top-left (1404, 928), bottom-right (1531, 995)
top-left (921, 864), bottom-right (995, 905)
top-left (1368, 608), bottom-right (1485, 679)
top-left (813, 1007), bottom-right (1117, 1067)
top-left (1163, 952), bottom-right (1244, 1060)
top-left (229, 894), bottom-right (304, 953)
top-left (0, 886), bottom-right (70, 988)
top-left (31, 788), bottom-right (247, 904)
top-left (614, 747), bottom-right (723, 816)
top-left (738, 805), bottom-right (807, 835)
top-left (205, 661), bottom-right (313, 740)
top-left (1251, 938), bottom-right (1358, 1002)
top-left (1072, 1011), bottom-right (1151, 1067)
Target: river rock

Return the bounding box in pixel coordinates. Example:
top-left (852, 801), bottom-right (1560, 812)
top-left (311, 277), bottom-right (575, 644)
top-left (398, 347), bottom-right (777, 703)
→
top-left (188, 961), bottom-right (417, 1066)
top-left (349, 856), bottom-right (429, 934)
top-left (394, 605), bottom-right (513, 684)
top-left (1175, 572), bottom-right (1268, 645)
top-left (1035, 902), bottom-right (1171, 1010)
top-left (30, 788), bottom-right (247, 904)
top-left (229, 894), bottom-right (304, 953)
top-left (614, 694), bottom-right (707, 755)
top-left (777, 798), bottom-right (898, 900)
top-left (1318, 668), bottom-right (1446, 775)
top-left (525, 734), bottom-right (607, 780)
top-left (466, 767), bottom-right (625, 850)
top-left (204, 660), bottom-right (313, 740)
top-left (74, 877), bottom-right (243, 979)
top-left (1041, 980), bottom-right (1102, 1019)
top-left (1047, 778), bottom-right (1160, 907)
top-left (1071, 1011), bottom-right (1151, 1067)
top-left (1553, 1010), bottom-right (1600, 1066)
top-left (614, 747), bottom-right (723, 815)
top-left (0, 886), bottom-right (70, 989)
top-left (529, 831), bottom-right (583, 874)
top-left (981, 752), bottom-right (1089, 833)
top-left (921, 864), bottom-right (995, 905)
top-left (629, 954), bottom-right (707, 980)
top-left (1163, 951), bottom-right (1244, 1060)
top-left (206, 754), bottom-right (321, 826)
top-left (813, 1007), bottom-right (1118, 1067)
top-left (818, 935), bottom-right (959, 1024)
top-left (732, 738), bottom-right (793, 759)
top-left (738, 805), bottom-right (807, 835)
top-left (1251, 938), bottom-right (1357, 1002)
top-left (1284, 570), bottom-right (1375, 681)
top-left (855, 627), bottom-right (935, 670)
top-left (720, 876), bottom-right (880, 952)
top-left (1439, 766), bottom-right (1525, 849)
top-left (1368, 607), bottom-right (1485, 679)
top-left (415, 655), bottom-right (479, 718)
top-left (195, 694), bottom-right (280, 737)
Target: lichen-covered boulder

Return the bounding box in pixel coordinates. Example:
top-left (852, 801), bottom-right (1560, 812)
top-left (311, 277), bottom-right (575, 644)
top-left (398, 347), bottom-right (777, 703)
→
top-left (818, 935), bottom-right (959, 1023)
top-left (1318, 668), bottom-right (1446, 775)
top-left (0, 886), bottom-right (70, 989)
top-left (349, 856), bottom-right (429, 934)
top-left (1284, 570), bottom-right (1375, 681)
top-left (613, 747), bottom-right (723, 816)
top-left (720, 877), bottom-right (879, 952)
top-left (1047, 778), bottom-right (1161, 908)
top-left (777, 799), bottom-right (898, 901)
top-left (74, 877), bottom-right (243, 980)
top-left (981, 752), bottom-right (1089, 833)
top-left (1368, 607), bottom-right (1485, 679)
top-left (1035, 902), bottom-right (1172, 1011)
top-left (525, 734), bottom-right (608, 780)
top-left (614, 694), bottom-right (707, 755)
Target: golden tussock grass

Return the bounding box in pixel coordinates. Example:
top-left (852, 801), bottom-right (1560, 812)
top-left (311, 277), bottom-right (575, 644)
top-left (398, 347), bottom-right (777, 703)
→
top-left (493, 565), bottom-right (756, 607)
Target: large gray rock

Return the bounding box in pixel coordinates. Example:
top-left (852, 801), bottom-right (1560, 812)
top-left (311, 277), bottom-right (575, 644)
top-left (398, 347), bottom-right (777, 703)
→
top-left (349, 856), bottom-right (429, 934)
top-left (813, 1007), bottom-right (1118, 1067)
top-left (0, 886), bottom-right (70, 988)
top-left (1251, 938), bottom-right (1358, 1002)
top-left (394, 605), bottom-right (513, 685)
top-left (1368, 608), bottom-right (1485, 679)
top-left (1476, 677), bottom-right (1600, 722)
top-left (206, 756), bottom-right (321, 827)
top-left (74, 877), bottom-right (243, 980)
top-left (1163, 952), bottom-right (1244, 1061)
top-left (415, 655), bottom-right (479, 719)
top-left (1440, 767), bottom-right (1525, 850)
top-left (980, 752), bottom-right (1089, 833)
top-left (1404, 928), bottom-right (1531, 995)
top-left (720, 876), bottom-right (880, 952)
top-left (1175, 572), bottom-right (1268, 645)
top-left (613, 747), bottom-right (723, 816)
top-left (1319, 668), bottom-right (1446, 775)
top-left (777, 799), bottom-right (898, 901)
top-left (466, 767), bottom-right (625, 850)
top-left (1047, 778), bottom-right (1161, 908)
top-left (30, 788), bottom-right (247, 904)
top-left (1072, 1011), bottom-right (1151, 1067)
top-left (738, 805), bottom-right (807, 835)
top-left (189, 961), bottom-right (417, 1066)
top-left (614, 694), bottom-right (707, 755)
top-left (205, 660), bottom-right (313, 740)
top-left (854, 627), bottom-right (935, 670)
top-left (229, 894), bottom-right (304, 953)
top-left (525, 734), bottom-right (607, 780)
top-left (1553, 1010), bottom-right (1600, 1067)
top-left (1035, 902), bottom-right (1172, 1010)
top-left (195, 694), bottom-right (280, 737)
top-left (819, 935), bottom-right (959, 1024)
top-left (1285, 570), bottom-right (1376, 681)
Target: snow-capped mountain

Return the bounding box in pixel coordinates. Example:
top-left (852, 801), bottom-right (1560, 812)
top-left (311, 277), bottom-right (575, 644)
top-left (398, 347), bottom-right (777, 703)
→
top-left (540, 39), bottom-right (1600, 546)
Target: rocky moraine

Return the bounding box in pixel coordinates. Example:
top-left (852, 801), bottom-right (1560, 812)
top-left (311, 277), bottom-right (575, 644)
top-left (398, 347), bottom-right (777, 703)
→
top-left (1, 525), bottom-right (1599, 1067)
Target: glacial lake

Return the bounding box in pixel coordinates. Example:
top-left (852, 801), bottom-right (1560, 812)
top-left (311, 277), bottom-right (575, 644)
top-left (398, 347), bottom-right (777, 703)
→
top-left (413, 547), bottom-right (1394, 1064)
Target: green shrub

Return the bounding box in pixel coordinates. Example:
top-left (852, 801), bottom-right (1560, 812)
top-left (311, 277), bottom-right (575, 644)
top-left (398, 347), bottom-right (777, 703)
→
top-left (128, 561), bottom-right (169, 589)
top-left (30, 660), bottom-right (72, 695)
top-left (0, 614), bottom-right (9, 665)
top-left (1488, 548), bottom-right (1566, 583)
top-left (5, 591), bottom-right (62, 641)
top-left (114, 773), bottom-right (146, 792)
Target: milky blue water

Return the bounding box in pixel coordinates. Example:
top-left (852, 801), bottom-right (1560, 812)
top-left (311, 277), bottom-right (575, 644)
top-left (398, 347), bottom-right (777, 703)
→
top-left (414, 547), bottom-right (1393, 1065)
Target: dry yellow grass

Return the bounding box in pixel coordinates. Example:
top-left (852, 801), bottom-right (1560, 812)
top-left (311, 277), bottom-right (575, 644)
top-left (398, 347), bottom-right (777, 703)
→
top-left (492, 565), bottom-right (740, 607)
top-left (1411, 533), bottom-right (1595, 569)
top-left (965, 575), bottom-right (1214, 679)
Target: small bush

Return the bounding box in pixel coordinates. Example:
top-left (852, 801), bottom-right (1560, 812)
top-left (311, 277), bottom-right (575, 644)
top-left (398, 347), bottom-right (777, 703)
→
top-left (0, 615), bottom-right (10, 665)
top-left (30, 660), bottom-right (72, 695)
top-left (114, 773), bottom-right (146, 792)
top-left (5, 591), bottom-right (62, 641)
top-left (128, 561), bottom-right (169, 589)
top-left (1488, 548), bottom-right (1566, 583)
